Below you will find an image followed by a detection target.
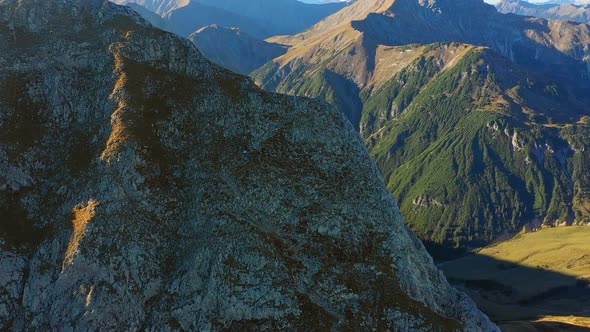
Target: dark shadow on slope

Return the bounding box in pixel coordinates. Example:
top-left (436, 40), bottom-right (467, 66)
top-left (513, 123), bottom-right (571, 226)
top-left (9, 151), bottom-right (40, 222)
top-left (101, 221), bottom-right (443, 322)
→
top-left (0, 189), bottom-right (47, 253)
top-left (440, 253), bottom-right (590, 322)
top-left (324, 69), bottom-right (363, 132)
top-left (501, 320), bottom-right (590, 332)
top-left (423, 240), bottom-right (467, 261)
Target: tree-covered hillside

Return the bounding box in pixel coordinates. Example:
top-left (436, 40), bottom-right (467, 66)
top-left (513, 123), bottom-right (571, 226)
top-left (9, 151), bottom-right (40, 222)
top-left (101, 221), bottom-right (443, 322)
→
top-left (255, 42), bottom-right (590, 250)
top-left (366, 47), bottom-right (590, 248)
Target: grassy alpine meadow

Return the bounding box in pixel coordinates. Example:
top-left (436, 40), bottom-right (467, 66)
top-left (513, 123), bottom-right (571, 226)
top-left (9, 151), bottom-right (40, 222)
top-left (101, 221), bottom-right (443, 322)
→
top-left (441, 226), bottom-right (590, 326)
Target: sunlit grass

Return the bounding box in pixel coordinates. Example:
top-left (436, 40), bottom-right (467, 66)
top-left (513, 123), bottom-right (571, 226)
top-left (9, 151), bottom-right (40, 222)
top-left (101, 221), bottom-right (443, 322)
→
top-left (441, 227), bottom-right (590, 322)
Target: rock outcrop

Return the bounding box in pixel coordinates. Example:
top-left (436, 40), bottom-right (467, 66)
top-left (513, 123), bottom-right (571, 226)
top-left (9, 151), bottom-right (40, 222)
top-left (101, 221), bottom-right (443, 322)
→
top-left (0, 0), bottom-right (497, 330)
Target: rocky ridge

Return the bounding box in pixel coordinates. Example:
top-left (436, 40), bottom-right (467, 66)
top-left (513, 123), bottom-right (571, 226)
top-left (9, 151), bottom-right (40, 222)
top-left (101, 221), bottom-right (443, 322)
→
top-left (0, 0), bottom-right (497, 330)
top-left (265, 0), bottom-right (590, 88)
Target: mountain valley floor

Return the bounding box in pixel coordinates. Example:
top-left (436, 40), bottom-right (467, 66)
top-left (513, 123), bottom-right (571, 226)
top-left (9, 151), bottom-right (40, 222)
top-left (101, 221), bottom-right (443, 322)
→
top-left (440, 226), bottom-right (590, 330)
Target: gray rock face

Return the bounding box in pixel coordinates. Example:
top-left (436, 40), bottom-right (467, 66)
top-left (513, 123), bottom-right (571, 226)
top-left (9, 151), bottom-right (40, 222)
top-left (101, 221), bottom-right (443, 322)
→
top-left (0, 0), bottom-right (498, 330)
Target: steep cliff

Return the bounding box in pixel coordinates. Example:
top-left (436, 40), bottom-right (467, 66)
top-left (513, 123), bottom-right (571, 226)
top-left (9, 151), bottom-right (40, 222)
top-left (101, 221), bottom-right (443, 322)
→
top-left (0, 0), bottom-right (497, 330)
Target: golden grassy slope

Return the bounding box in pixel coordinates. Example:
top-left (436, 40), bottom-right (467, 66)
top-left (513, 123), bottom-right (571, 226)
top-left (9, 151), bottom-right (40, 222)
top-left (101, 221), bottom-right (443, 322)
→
top-left (500, 318), bottom-right (590, 332)
top-left (479, 227), bottom-right (590, 279)
top-left (441, 227), bottom-right (590, 324)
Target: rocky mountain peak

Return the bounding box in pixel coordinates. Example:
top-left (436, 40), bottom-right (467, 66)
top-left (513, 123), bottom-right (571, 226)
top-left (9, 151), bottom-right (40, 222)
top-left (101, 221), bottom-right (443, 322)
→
top-left (274, 0), bottom-right (589, 86)
top-left (0, 0), bottom-right (498, 330)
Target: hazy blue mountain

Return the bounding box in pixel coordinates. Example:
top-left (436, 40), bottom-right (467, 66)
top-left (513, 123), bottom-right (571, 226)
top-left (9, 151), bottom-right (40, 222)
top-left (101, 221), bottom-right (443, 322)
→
top-left (111, 0), bottom-right (349, 72)
top-left (189, 25), bottom-right (287, 74)
top-left (125, 3), bottom-right (168, 30)
top-left (114, 0), bottom-right (348, 38)
top-left (497, 0), bottom-right (590, 23)
top-left (164, 1), bottom-right (269, 37)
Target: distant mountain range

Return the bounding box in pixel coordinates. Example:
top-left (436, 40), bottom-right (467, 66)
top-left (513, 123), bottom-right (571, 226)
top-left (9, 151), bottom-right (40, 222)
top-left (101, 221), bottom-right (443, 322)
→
top-left (111, 0), bottom-right (348, 72)
top-left (189, 25), bottom-right (287, 74)
top-left (113, 0), bottom-right (348, 38)
top-left (253, 0), bottom-right (590, 251)
top-left (497, 0), bottom-right (590, 23)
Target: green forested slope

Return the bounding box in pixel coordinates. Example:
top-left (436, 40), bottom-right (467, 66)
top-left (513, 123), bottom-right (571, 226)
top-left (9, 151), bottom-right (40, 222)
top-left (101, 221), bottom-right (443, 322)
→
top-left (256, 44), bottom-right (590, 250)
top-left (367, 48), bottom-right (589, 248)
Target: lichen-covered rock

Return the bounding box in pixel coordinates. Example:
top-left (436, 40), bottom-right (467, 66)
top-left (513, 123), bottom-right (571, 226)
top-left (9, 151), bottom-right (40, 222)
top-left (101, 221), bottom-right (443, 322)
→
top-left (0, 0), bottom-right (498, 330)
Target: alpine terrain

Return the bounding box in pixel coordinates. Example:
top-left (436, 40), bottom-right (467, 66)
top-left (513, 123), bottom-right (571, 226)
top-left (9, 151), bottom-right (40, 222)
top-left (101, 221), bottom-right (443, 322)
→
top-left (110, 0), bottom-right (349, 73)
top-left (112, 0), bottom-right (349, 38)
top-left (0, 0), bottom-right (498, 330)
top-left (253, 0), bottom-right (590, 252)
top-left (497, 0), bottom-right (590, 23)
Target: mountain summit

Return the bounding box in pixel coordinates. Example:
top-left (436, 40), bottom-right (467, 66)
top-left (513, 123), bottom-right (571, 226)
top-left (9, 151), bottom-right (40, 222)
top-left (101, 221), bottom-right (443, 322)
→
top-left (269, 0), bottom-right (590, 84)
top-left (0, 0), bottom-right (497, 330)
